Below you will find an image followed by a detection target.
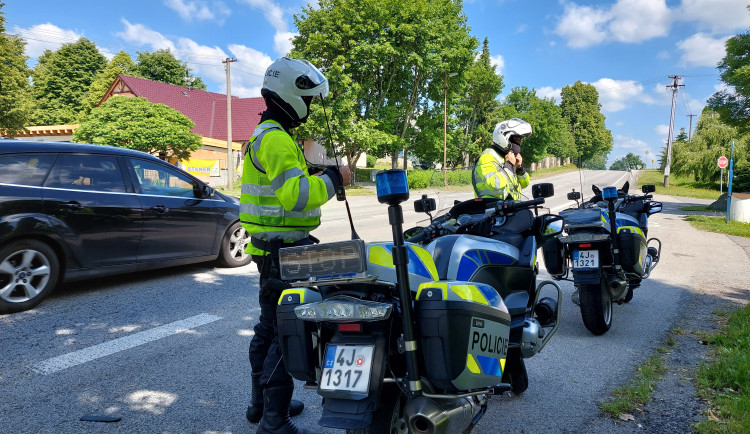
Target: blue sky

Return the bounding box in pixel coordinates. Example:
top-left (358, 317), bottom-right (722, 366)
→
top-left (5, 0), bottom-right (749, 165)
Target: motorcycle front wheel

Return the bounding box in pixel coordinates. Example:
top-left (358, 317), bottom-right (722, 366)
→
top-left (579, 279), bottom-right (612, 335)
top-left (347, 383), bottom-right (406, 434)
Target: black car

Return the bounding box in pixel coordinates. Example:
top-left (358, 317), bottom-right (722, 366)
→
top-left (0, 139), bottom-right (251, 314)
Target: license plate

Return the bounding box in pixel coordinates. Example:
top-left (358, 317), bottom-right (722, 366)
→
top-left (572, 250), bottom-right (599, 269)
top-left (320, 345), bottom-right (374, 393)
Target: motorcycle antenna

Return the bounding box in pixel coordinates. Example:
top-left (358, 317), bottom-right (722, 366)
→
top-left (577, 155), bottom-right (586, 203)
top-left (319, 92), bottom-right (360, 240)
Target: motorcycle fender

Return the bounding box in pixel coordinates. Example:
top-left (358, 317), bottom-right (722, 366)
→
top-left (318, 330), bottom-right (389, 430)
top-left (572, 268), bottom-right (601, 285)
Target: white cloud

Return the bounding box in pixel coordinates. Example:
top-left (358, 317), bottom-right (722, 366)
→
top-left (535, 86), bottom-right (561, 102)
top-left (12, 23), bottom-right (82, 58)
top-left (115, 21), bottom-right (272, 97)
top-left (516, 24), bottom-right (527, 33)
top-left (555, 0), bottom-right (747, 48)
top-left (655, 124), bottom-right (670, 136)
top-left (609, 0), bottom-right (670, 43)
top-left (676, 33), bottom-right (729, 68)
top-left (116, 19), bottom-right (177, 52)
top-left (678, 0), bottom-right (750, 34)
top-left (164, 0), bottom-right (231, 23)
top-left (489, 54), bottom-right (504, 76)
top-left (555, 4), bottom-right (609, 48)
top-left (591, 78), bottom-right (656, 112)
top-left (274, 31), bottom-right (297, 57)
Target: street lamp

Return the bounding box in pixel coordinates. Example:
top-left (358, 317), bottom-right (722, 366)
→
top-left (444, 71), bottom-right (457, 186)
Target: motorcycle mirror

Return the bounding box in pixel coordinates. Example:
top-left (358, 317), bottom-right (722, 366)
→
top-left (532, 183), bottom-right (555, 199)
top-left (567, 191), bottom-right (581, 201)
top-left (414, 195), bottom-right (437, 213)
top-left (542, 215), bottom-right (564, 238)
top-left (641, 184), bottom-right (656, 194)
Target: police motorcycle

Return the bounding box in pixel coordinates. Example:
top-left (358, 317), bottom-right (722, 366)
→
top-left (274, 170), bottom-right (564, 433)
top-left (541, 181), bottom-right (663, 335)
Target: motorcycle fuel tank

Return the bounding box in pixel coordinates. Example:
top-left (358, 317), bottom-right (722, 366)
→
top-left (425, 234), bottom-right (520, 281)
top-left (366, 242), bottom-right (438, 290)
top-left (414, 281), bottom-right (511, 392)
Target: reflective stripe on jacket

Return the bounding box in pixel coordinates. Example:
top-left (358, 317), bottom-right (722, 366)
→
top-left (240, 120), bottom-right (336, 255)
top-left (472, 147), bottom-right (530, 200)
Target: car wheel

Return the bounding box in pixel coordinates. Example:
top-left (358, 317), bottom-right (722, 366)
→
top-left (0, 240), bottom-right (60, 314)
top-left (217, 222), bottom-right (252, 267)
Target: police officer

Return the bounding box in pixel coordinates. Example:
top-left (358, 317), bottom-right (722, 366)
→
top-left (241, 57), bottom-right (351, 434)
top-left (472, 118), bottom-right (532, 200)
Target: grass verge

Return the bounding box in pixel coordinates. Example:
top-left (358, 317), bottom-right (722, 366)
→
top-left (683, 206), bottom-right (714, 212)
top-left (600, 352), bottom-right (668, 417)
top-left (685, 215), bottom-right (750, 238)
top-left (635, 170), bottom-right (722, 200)
top-left (694, 303), bottom-right (750, 433)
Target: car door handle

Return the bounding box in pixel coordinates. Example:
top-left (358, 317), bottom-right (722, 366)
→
top-left (149, 205), bottom-right (168, 213)
top-left (62, 201), bottom-right (83, 210)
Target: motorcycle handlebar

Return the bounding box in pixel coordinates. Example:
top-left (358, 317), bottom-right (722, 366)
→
top-left (495, 197), bottom-right (545, 214)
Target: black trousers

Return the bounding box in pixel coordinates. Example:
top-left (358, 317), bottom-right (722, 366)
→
top-left (248, 238), bottom-right (313, 388)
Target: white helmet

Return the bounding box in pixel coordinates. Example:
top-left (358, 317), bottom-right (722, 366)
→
top-left (261, 57), bottom-right (330, 126)
top-left (492, 118), bottom-right (533, 153)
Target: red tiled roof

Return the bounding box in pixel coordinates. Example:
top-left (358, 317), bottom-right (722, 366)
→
top-left (116, 75), bottom-right (265, 142)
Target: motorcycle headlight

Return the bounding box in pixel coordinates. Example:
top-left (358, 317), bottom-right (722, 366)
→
top-left (294, 296), bottom-right (393, 322)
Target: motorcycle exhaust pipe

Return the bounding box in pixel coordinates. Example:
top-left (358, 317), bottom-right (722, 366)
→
top-left (606, 275), bottom-right (628, 300)
top-left (403, 396), bottom-right (478, 434)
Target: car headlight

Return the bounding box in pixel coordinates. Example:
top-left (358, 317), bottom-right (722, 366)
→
top-left (294, 296), bottom-right (392, 322)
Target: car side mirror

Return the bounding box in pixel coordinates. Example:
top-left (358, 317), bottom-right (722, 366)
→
top-left (532, 183), bottom-right (555, 199)
top-left (567, 191), bottom-right (581, 201)
top-left (414, 195), bottom-right (436, 213)
top-left (641, 184), bottom-right (656, 194)
top-left (200, 185), bottom-right (214, 199)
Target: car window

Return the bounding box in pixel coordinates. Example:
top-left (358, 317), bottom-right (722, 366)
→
top-left (0, 154), bottom-right (56, 186)
top-left (45, 154), bottom-right (127, 192)
top-left (129, 158), bottom-right (199, 198)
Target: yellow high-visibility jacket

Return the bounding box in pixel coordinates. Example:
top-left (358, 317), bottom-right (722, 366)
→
top-left (472, 147), bottom-right (530, 200)
top-left (240, 120), bottom-right (336, 255)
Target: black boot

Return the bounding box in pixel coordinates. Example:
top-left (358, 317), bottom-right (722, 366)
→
top-left (256, 386), bottom-right (312, 434)
top-left (247, 374), bottom-right (305, 423)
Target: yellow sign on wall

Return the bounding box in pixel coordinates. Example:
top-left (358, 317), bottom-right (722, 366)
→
top-left (184, 159), bottom-right (220, 177)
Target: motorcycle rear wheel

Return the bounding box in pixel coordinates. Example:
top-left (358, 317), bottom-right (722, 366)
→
top-left (346, 383), bottom-right (406, 434)
top-left (579, 280), bottom-right (612, 335)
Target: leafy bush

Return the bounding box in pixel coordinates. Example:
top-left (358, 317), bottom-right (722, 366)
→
top-left (366, 155), bottom-right (377, 168)
top-left (407, 170), bottom-right (432, 189)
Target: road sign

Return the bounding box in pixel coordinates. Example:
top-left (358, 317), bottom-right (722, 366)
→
top-left (718, 156), bottom-right (728, 169)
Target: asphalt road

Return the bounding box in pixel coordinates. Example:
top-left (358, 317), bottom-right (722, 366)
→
top-left (1, 169), bottom-right (748, 433)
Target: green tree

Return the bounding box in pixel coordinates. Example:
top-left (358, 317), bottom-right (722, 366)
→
top-left (0, 1), bottom-right (31, 135)
top-left (560, 81), bottom-right (613, 165)
top-left (291, 0), bottom-right (477, 170)
top-left (452, 37), bottom-right (504, 167)
top-left (707, 26), bottom-right (750, 135)
top-left (583, 153), bottom-right (607, 170)
top-left (609, 152), bottom-right (645, 171)
top-left (73, 97), bottom-right (202, 161)
top-left (29, 38), bottom-right (106, 125)
top-left (79, 50), bottom-right (137, 119)
top-left (498, 86), bottom-right (576, 164)
top-left (135, 49), bottom-right (206, 90)
top-left (672, 110), bottom-right (748, 183)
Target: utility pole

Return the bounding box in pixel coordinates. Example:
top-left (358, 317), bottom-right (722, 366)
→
top-left (223, 58), bottom-right (237, 189)
top-left (686, 114), bottom-right (696, 142)
top-left (663, 75), bottom-right (683, 188)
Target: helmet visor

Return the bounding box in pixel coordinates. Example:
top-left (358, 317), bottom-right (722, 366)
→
top-left (296, 59), bottom-right (329, 97)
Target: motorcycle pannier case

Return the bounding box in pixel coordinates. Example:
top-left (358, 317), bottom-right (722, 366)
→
top-left (415, 281), bottom-right (511, 392)
top-left (276, 288), bottom-right (322, 382)
top-left (541, 236), bottom-right (566, 276)
top-left (617, 227), bottom-right (647, 275)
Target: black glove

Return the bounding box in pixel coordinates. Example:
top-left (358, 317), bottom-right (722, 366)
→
top-left (516, 167), bottom-right (527, 176)
top-left (324, 166), bottom-right (344, 190)
top-left (259, 278), bottom-right (291, 304)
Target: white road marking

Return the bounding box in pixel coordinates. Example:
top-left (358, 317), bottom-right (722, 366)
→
top-left (32, 313), bottom-right (222, 375)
